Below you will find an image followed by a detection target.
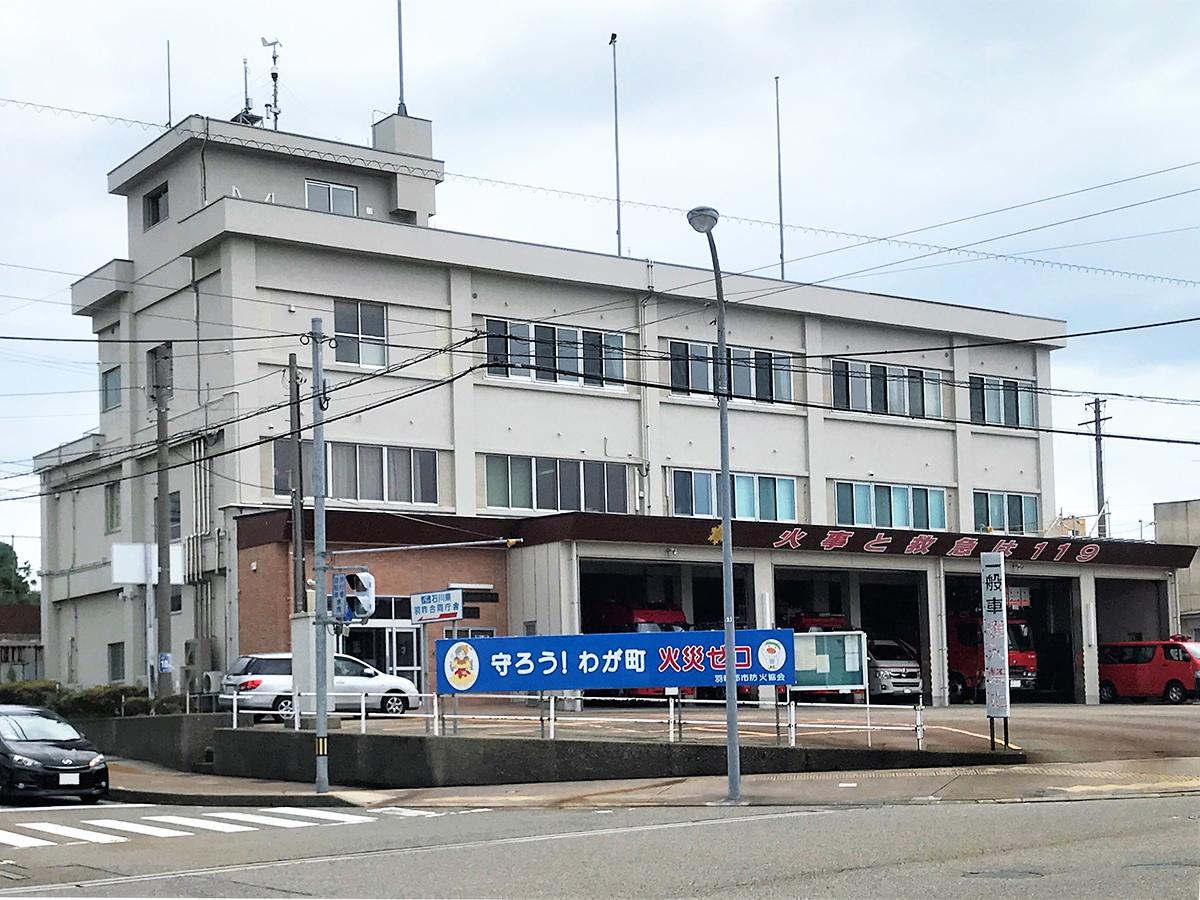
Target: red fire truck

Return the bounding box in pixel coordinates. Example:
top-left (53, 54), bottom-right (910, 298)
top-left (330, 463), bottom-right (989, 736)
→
top-left (946, 614), bottom-right (1038, 703)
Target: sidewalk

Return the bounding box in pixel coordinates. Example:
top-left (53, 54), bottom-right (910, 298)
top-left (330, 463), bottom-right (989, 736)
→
top-left (106, 755), bottom-right (1200, 809)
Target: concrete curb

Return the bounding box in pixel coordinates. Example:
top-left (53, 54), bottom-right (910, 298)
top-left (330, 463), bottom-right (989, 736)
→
top-left (107, 787), bottom-right (359, 807)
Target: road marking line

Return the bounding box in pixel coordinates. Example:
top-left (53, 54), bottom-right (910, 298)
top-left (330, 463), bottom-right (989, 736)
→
top-left (204, 812), bottom-right (316, 829)
top-left (0, 832), bottom-right (52, 849)
top-left (376, 807), bottom-right (446, 818)
top-left (16, 824), bottom-right (124, 844)
top-left (262, 808), bottom-right (376, 824)
top-left (0, 803), bottom-right (153, 815)
top-left (0, 809), bottom-right (833, 894)
top-left (143, 816), bottom-right (256, 833)
top-left (80, 820), bottom-right (191, 838)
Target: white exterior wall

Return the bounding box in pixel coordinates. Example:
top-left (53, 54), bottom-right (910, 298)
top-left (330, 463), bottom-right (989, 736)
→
top-left (38, 114), bottom-right (1069, 688)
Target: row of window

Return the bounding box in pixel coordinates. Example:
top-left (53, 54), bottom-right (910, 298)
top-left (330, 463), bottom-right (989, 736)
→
top-left (671, 469), bottom-right (798, 522)
top-left (974, 491), bottom-right (1039, 535)
top-left (485, 455), bottom-right (629, 514)
top-left (969, 376), bottom-right (1038, 428)
top-left (272, 439), bottom-right (438, 505)
top-left (831, 361), bottom-right (943, 419)
top-left (835, 481), bottom-right (948, 530)
top-left (485, 320), bottom-right (625, 387)
top-left (668, 342), bottom-right (793, 403)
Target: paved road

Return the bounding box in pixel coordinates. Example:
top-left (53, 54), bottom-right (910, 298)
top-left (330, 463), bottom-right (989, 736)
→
top-left (0, 796), bottom-right (1193, 897)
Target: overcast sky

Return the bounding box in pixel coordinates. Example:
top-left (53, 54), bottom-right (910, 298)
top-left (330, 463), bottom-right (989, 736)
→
top-left (4, 0), bottom-right (1200, 576)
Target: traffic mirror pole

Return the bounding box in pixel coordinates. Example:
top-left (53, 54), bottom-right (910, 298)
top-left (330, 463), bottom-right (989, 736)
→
top-left (310, 319), bottom-right (330, 794)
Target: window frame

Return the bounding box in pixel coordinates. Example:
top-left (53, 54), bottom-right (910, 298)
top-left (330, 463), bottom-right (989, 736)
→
top-left (669, 340), bottom-right (791, 404)
top-left (969, 375), bottom-right (1037, 427)
top-left (304, 179), bottom-right (358, 217)
top-left (972, 490), bottom-right (1039, 534)
top-left (272, 440), bottom-right (437, 505)
top-left (831, 359), bottom-right (943, 419)
top-left (671, 468), bottom-right (797, 522)
top-left (100, 366), bottom-right (122, 412)
top-left (143, 182), bottom-right (169, 230)
top-left (834, 480), bottom-right (947, 530)
top-left (485, 318), bottom-right (625, 389)
top-left (333, 299), bottom-right (387, 367)
top-left (485, 454), bottom-right (629, 514)
top-left (104, 482), bottom-right (121, 534)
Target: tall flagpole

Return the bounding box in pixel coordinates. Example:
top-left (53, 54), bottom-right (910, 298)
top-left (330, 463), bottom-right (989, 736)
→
top-left (610, 33), bottom-right (622, 257)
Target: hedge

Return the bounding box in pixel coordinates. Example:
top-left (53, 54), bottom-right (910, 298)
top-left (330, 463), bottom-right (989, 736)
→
top-left (0, 681), bottom-right (189, 718)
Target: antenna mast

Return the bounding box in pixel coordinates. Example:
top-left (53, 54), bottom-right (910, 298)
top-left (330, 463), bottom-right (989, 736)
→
top-left (397, 0), bottom-right (408, 115)
top-left (262, 38), bottom-right (282, 130)
top-left (166, 40), bottom-right (172, 127)
top-left (610, 33), bottom-right (621, 257)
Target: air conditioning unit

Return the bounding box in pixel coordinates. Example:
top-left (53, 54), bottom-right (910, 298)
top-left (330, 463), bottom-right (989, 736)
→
top-left (201, 671), bottom-right (224, 694)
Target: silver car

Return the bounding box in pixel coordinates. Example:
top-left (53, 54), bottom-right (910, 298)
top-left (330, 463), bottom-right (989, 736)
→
top-left (867, 639), bottom-right (923, 699)
top-left (220, 652), bottom-right (420, 720)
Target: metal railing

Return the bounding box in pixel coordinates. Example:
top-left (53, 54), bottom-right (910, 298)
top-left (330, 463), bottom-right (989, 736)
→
top-left (217, 691), bottom-right (927, 749)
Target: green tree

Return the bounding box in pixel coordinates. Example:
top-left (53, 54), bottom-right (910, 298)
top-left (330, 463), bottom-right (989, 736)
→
top-left (0, 543), bottom-right (37, 605)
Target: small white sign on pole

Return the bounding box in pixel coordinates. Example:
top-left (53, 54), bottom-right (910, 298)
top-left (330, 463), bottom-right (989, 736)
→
top-left (980, 552), bottom-right (1010, 719)
top-left (110, 543), bottom-right (184, 585)
top-left (411, 589), bottom-right (464, 624)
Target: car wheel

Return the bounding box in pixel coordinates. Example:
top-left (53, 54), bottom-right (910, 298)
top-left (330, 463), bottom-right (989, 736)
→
top-left (381, 692), bottom-right (407, 715)
top-left (948, 672), bottom-right (969, 704)
top-left (272, 696), bottom-right (296, 723)
top-left (1164, 680), bottom-right (1187, 705)
top-left (1099, 681), bottom-right (1118, 703)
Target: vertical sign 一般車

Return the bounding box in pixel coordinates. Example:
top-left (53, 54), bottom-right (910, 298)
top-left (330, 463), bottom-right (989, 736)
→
top-left (980, 551), bottom-right (1010, 718)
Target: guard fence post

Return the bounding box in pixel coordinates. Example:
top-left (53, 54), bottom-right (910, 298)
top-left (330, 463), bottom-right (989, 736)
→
top-left (668, 697), bottom-right (675, 743)
top-left (232, 692), bottom-right (238, 728)
top-left (549, 695), bottom-right (556, 740)
top-left (360, 692), bottom-right (367, 734)
top-left (788, 700), bottom-right (796, 747)
top-left (915, 699), bottom-right (925, 750)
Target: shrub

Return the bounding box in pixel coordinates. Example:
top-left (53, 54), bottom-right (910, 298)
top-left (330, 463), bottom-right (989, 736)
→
top-left (0, 680), bottom-right (63, 710)
top-left (57, 684), bottom-right (148, 719)
top-left (121, 697), bottom-right (151, 717)
top-left (152, 694), bottom-right (186, 715)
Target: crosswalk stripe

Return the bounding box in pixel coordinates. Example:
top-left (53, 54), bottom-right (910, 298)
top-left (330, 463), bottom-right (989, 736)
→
top-left (204, 812), bottom-right (316, 829)
top-left (262, 808), bottom-right (377, 824)
top-left (18, 823), bottom-right (125, 843)
top-left (0, 829), bottom-right (55, 848)
top-left (143, 816), bottom-right (256, 833)
top-left (81, 820), bottom-right (191, 838)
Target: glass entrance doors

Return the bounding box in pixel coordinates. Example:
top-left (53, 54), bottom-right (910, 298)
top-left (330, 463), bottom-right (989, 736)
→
top-left (340, 623), bottom-right (424, 691)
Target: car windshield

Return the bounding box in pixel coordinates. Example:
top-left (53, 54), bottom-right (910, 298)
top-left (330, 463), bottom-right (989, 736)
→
top-left (869, 641), bottom-right (915, 661)
top-left (1008, 623), bottom-right (1035, 652)
top-left (0, 714), bottom-right (81, 742)
top-left (1183, 642), bottom-right (1200, 661)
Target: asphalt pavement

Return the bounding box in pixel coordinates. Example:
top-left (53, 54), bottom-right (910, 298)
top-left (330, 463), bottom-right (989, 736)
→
top-left (0, 797), bottom-right (1192, 897)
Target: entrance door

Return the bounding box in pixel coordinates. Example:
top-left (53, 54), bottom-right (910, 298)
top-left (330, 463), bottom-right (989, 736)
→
top-left (390, 627), bottom-right (422, 692)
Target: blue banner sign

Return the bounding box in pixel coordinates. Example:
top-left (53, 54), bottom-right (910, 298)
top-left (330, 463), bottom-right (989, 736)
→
top-left (436, 630), bottom-right (794, 693)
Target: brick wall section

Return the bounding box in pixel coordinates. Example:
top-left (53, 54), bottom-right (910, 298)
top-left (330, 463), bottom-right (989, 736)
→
top-left (236, 539), bottom-right (509, 675)
top-left (237, 542), bottom-right (293, 654)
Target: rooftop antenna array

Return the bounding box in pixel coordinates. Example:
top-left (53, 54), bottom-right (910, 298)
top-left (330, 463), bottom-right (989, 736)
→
top-left (230, 56), bottom-right (262, 126)
top-left (396, 1), bottom-right (407, 115)
top-left (262, 37), bottom-right (282, 130)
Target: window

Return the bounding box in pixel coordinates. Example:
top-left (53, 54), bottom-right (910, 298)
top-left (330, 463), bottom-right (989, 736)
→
top-left (835, 481), bottom-right (947, 530)
top-left (831, 360), bottom-right (942, 419)
top-left (671, 469), bottom-right (796, 522)
top-left (973, 491), bottom-right (1039, 534)
top-left (169, 491), bottom-right (181, 541)
top-left (170, 585), bottom-right (182, 614)
top-left (1165, 644), bottom-right (1188, 662)
top-left (107, 642), bottom-right (125, 683)
top-left (486, 455), bottom-right (629, 513)
top-left (486, 319), bottom-right (624, 388)
top-left (334, 656), bottom-right (369, 677)
top-left (305, 179), bottom-right (357, 216)
top-left (143, 182), bottom-right (169, 229)
top-left (104, 483), bottom-right (120, 534)
top-left (101, 367), bottom-right (122, 412)
top-left (272, 438), bottom-right (314, 496)
top-left (445, 627), bottom-right (496, 639)
top-left (969, 376), bottom-right (1037, 427)
top-left (669, 341), bottom-right (792, 403)
top-left (334, 300), bottom-right (386, 366)
top-left (273, 440), bottom-right (435, 503)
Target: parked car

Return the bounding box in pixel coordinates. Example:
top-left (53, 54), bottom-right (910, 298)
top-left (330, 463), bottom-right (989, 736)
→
top-left (1098, 640), bottom-right (1200, 704)
top-left (220, 652), bottom-right (420, 720)
top-left (0, 705), bottom-right (108, 803)
top-left (867, 639), bottom-right (922, 699)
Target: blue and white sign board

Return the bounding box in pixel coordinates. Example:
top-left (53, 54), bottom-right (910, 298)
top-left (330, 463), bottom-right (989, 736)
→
top-left (331, 572), bottom-right (349, 623)
top-left (157, 652), bottom-right (173, 674)
top-left (437, 630), bottom-right (794, 693)
top-left (413, 589), bottom-right (464, 625)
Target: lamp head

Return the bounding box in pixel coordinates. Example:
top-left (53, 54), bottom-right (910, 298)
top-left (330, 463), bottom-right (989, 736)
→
top-left (687, 206), bottom-right (719, 234)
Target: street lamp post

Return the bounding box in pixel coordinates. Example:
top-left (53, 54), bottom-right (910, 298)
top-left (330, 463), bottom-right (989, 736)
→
top-left (687, 206), bottom-right (741, 803)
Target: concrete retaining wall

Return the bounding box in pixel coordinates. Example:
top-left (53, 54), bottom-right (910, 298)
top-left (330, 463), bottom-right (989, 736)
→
top-left (213, 729), bottom-right (1024, 788)
top-left (70, 713), bottom-right (249, 773)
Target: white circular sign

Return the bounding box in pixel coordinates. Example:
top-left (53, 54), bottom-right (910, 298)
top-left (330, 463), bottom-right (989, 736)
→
top-left (758, 638), bottom-right (786, 672)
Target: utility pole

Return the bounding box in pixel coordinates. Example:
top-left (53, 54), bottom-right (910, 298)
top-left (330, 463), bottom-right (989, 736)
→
top-left (310, 320), bottom-right (330, 794)
top-left (1081, 399), bottom-right (1111, 538)
top-left (289, 354), bottom-right (305, 615)
top-left (150, 343), bottom-right (174, 699)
